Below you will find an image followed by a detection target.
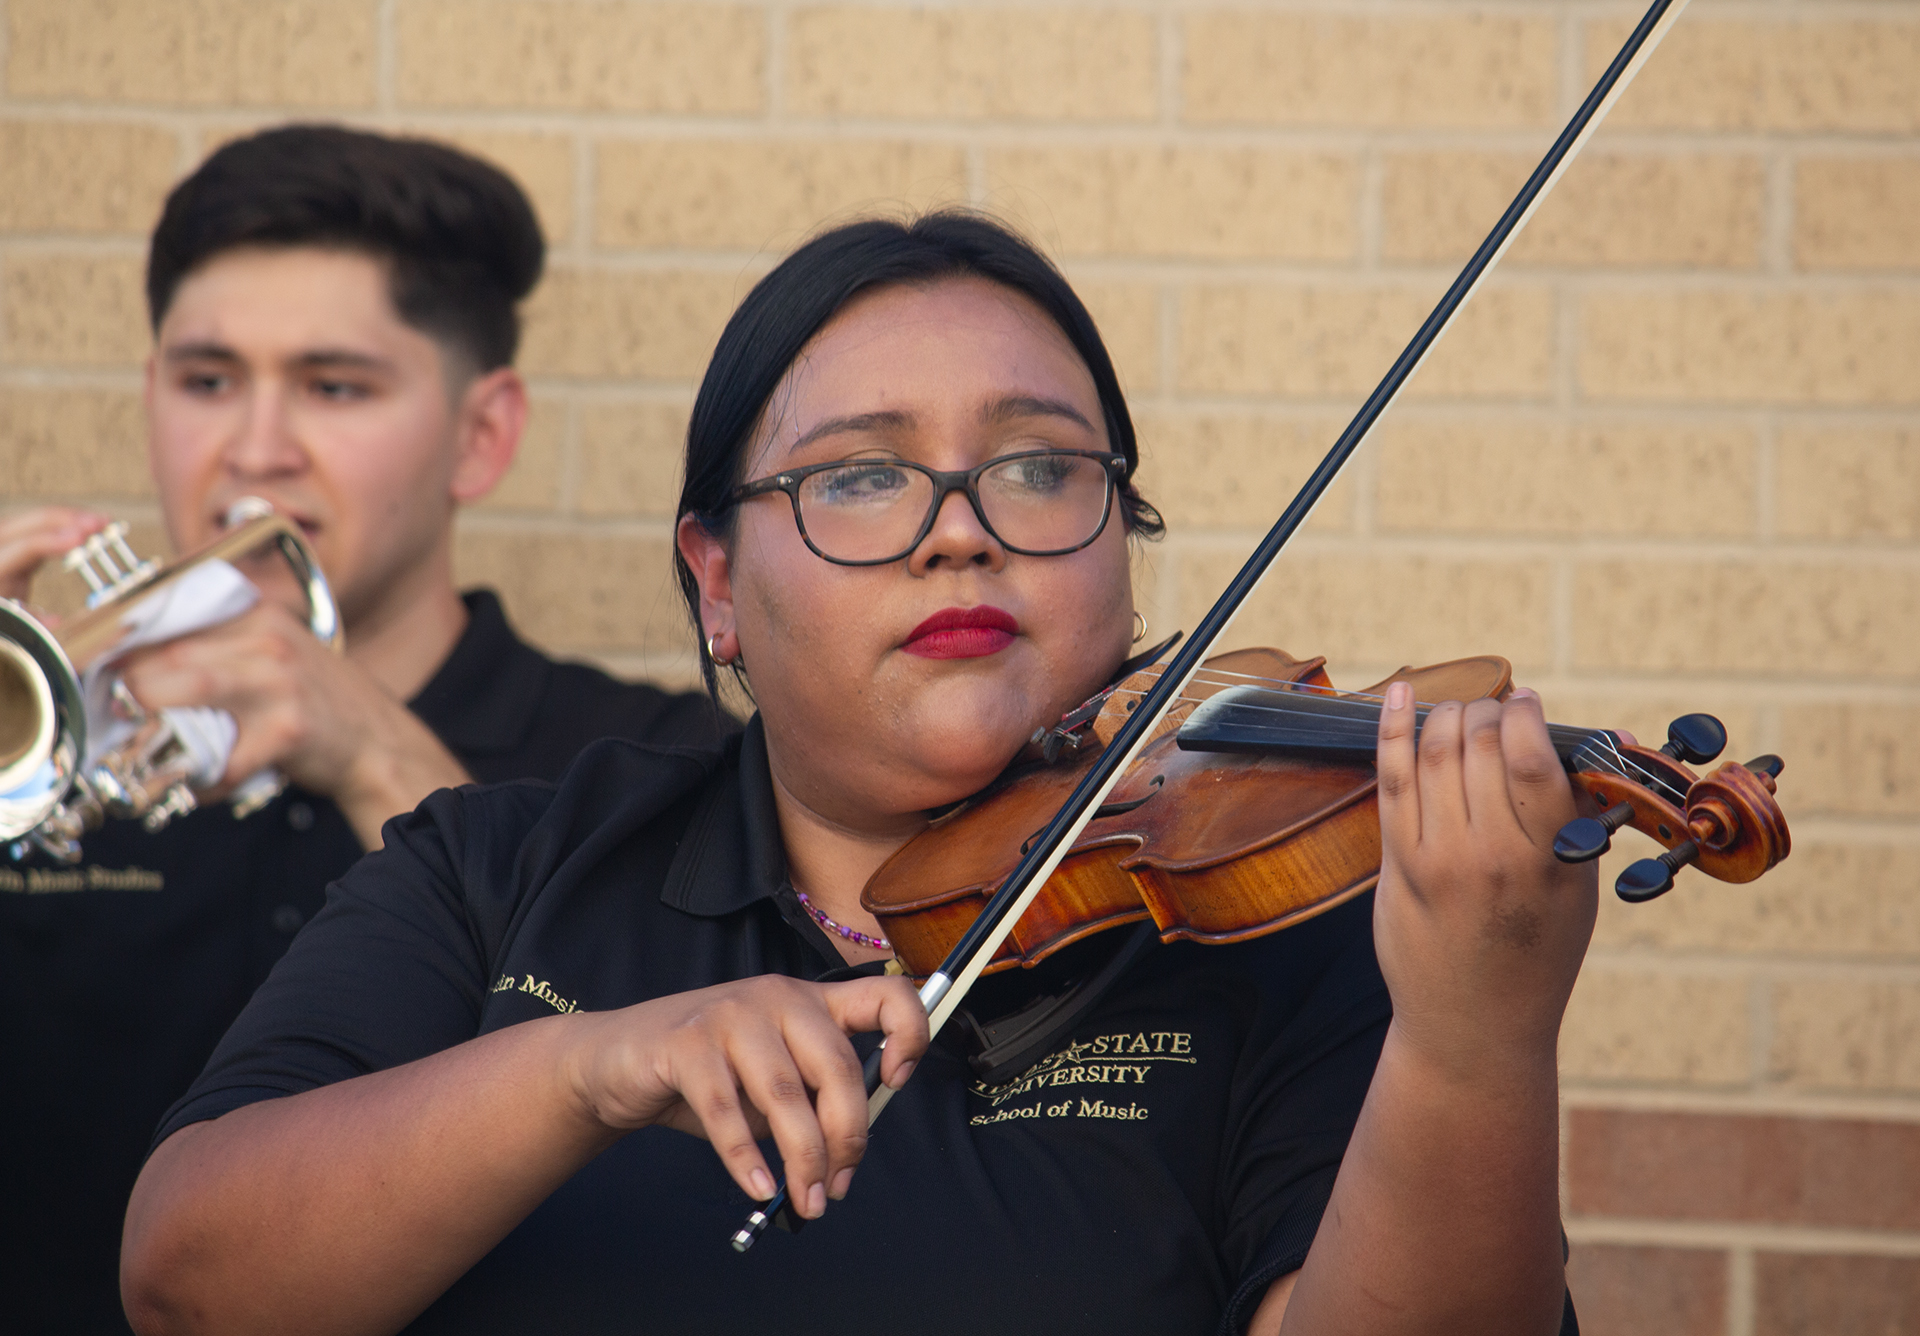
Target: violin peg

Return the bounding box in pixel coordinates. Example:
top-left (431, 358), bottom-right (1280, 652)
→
top-left (1553, 801), bottom-right (1636, 865)
top-left (1554, 818), bottom-right (1613, 864)
top-left (1616, 838), bottom-right (1700, 904)
top-left (1745, 754), bottom-right (1785, 780)
top-left (1615, 859), bottom-right (1674, 903)
top-left (1661, 713), bottom-right (1728, 766)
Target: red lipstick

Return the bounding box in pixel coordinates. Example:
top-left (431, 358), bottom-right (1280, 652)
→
top-left (901, 605), bottom-right (1019, 660)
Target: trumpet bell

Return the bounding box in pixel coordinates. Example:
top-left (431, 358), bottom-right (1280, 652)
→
top-left (0, 600), bottom-right (84, 853)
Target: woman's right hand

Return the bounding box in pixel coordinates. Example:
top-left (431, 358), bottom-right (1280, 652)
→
top-left (563, 973), bottom-right (929, 1221)
top-left (0, 506), bottom-right (109, 602)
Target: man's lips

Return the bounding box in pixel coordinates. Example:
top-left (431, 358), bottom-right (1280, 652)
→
top-left (215, 501), bottom-right (319, 537)
top-left (901, 605), bottom-right (1019, 660)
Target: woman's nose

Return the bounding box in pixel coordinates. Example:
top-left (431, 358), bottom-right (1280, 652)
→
top-left (907, 486), bottom-right (1006, 575)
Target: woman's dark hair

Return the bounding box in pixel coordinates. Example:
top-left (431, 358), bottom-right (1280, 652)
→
top-left (676, 210), bottom-right (1163, 698)
top-left (147, 124), bottom-right (544, 373)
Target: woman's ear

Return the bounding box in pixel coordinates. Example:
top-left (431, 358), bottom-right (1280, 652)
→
top-left (449, 367), bottom-right (529, 503)
top-left (676, 512), bottom-right (738, 659)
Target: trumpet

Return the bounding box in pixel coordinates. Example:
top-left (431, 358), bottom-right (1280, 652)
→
top-left (0, 498), bottom-right (340, 862)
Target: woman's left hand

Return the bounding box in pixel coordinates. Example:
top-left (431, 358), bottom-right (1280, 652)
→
top-left (1369, 682), bottom-right (1598, 1076)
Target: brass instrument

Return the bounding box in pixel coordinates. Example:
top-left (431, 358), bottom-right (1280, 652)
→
top-left (0, 499), bottom-right (340, 862)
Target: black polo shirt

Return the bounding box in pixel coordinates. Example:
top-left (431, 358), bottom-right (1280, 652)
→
top-left (159, 717), bottom-right (1399, 1336)
top-left (0, 590), bottom-right (729, 1335)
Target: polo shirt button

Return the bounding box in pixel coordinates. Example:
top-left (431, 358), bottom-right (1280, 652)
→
top-left (271, 904), bottom-right (305, 934)
top-left (287, 802), bottom-right (315, 831)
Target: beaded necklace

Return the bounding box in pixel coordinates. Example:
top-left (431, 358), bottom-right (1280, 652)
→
top-left (794, 889), bottom-right (891, 952)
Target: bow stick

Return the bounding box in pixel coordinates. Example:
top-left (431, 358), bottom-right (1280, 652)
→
top-left (733, 0), bottom-right (1693, 1251)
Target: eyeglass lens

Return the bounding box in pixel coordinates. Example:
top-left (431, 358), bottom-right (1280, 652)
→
top-left (795, 453), bottom-right (1112, 563)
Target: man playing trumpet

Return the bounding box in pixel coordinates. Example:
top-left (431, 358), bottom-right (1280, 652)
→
top-left (0, 125), bottom-right (727, 1332)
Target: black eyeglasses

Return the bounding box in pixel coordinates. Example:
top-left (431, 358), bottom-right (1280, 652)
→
top-left (725, 450), bottom-right (1129, 567)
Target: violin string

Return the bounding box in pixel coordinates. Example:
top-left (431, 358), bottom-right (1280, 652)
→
top-left (1110, 662), bottom-right (1694, 807)
top-left (1094, 673), bottom-right (1689, 807)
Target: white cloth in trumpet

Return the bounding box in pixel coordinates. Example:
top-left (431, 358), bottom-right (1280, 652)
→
top-left (82, 559), bottom-right (258, 788)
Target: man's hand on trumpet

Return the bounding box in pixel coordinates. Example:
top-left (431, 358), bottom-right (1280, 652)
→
top-left (0, 506), bottom-right (110, 604)
top-left (115, 599), bottom-right (473, 850)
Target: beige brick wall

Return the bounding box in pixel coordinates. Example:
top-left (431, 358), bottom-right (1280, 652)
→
top-left (3, 3), bottom-right (1916, 1328)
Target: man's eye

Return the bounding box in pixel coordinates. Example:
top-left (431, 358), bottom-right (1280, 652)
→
top-left (312, 379), bottom-right (370, 401)
top-left (181, 373), bottom-right (229, 395)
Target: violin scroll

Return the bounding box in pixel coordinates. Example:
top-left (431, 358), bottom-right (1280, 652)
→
top-left (1554, 713), bottom-right (1790, 903)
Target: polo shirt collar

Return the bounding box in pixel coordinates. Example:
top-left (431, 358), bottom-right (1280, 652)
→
top-left (407, 589), bottom-right (551, 758)
top-left (659, 714), bottom-right (788, 918)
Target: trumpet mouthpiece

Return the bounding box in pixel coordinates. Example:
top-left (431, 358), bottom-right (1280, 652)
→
top-left (222, 497), bottom-right (276, 529)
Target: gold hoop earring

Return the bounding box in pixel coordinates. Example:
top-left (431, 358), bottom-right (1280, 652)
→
top-left (1131, 610), bottom-right (1148, 644)
top-left (706, 633), bottom-right (733, 668)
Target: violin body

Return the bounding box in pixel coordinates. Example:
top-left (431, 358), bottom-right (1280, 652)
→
top-left (862, 648), bottom-right (1790, 980)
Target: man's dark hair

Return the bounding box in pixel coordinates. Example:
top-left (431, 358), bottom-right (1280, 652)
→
top-left (675, 209), bottom-right (1163, 699)
top-left (146, 124), bottom-right (544, 372)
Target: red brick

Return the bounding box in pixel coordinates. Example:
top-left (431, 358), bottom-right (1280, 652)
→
top-left (1755, 1253), bottom-right (1920, 1336)
top-left (1566, 1244), bottom-right (1726, 1336)
top-left (1567, 1109), bottom-right (1920, 1231)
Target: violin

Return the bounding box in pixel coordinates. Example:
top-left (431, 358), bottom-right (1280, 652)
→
top-left (863, 646), bottom-right (1790, 982)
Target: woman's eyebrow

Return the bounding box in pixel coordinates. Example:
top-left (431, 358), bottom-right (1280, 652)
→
top-left (787, 410), bottom-right (913, 454)
top-left (981, 394), bottom-right (1095, 431)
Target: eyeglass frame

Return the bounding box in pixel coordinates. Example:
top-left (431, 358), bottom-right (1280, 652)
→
top-left (721, 449), bottom-right (1132, 567)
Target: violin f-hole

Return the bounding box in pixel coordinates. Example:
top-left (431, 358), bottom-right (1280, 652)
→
top-left (1019, 776), bottom-right (1166, 856)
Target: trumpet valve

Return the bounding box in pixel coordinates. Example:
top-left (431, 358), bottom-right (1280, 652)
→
top-left (62, 522), bottom-right (159, 606)
top-left (141, 783), bottom-right (199, 833)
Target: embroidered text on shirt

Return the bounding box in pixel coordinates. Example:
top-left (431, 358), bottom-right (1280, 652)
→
top-left (490, 973), bottom-right (580, 1015)
top-left (970, 1031), bottom-right (1197, 1109)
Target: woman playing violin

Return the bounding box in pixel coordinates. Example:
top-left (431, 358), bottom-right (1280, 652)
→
top-left (124, 213), bottom-right (1595, 1336)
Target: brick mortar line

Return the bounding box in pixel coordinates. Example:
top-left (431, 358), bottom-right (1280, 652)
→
top-left (526, 251), bottom-right (1920, 286)
top-left (526, 248), bottom-right (1920, 284)
top-left (1763, 148), bottom-right (1793, 275)
top-left (1562, 1087), bottom-right (1920, 1120)
top-left (0, 236), bottom-right (148, 257)
top-left (566, 136), bottom-right (593, 258)
top-left (1563, 1217), bottom-right (1920, 1255)
top-left (522, 381), bottom-right (697, 404)
top-left (745, 0), bottom-right (1920, 18)
top-left (375, 0), bottom-right (396, 115)
top-left (15, 102), bottom-right (1920, 160)
top-left (1160, 528), bottom-right (1920, 564)
top-left (1155, 285), bottom-right (1176, 396)
top-left (0, 368), bottom-right (145, 390)
top-left (1748, 971), bottom-right (1773, 1104)
top-left (754, 0), bottom-right (1920, 12)
top-left (765, 3), bottom-right (787, 122)
top-left (497, 393), bottom-right (1920, 435)
top-left (1567, 0), bottom-right (1920, 22)
top-left (1753, 411), bottom-right (1777, 542)
top-left (1356, 143), bottom-right (1383, 271)
top-left (1130, 394), bottom-right (1920, 426)
top-left (453, 513), bottom-right (680, 538)
top-left (555, 400), bottom-right (581, 517)
top-left (1728, 1247), bottom-right (1755, 1336)
top-left (1556, 4), bottom-right (1582, 120)
top-left (1460, 685), bottom-right (1920, 715)
top-left (1551, 552), bottom-right (1573, 675)
top-left (1580, 949), bottom-right (1920, 979)
top-left (1775, 817), bottom-right (1920, 843)
top-left (997, 646), bottom-right (1920, 700)
top-left (1158, 9), bottom-right (1180, 127)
